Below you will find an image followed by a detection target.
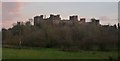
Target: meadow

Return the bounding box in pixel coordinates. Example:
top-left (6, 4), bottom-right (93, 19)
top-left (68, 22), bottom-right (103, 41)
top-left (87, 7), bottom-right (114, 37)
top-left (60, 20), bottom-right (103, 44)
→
top-left (2, 47), bottom-right (118, 59)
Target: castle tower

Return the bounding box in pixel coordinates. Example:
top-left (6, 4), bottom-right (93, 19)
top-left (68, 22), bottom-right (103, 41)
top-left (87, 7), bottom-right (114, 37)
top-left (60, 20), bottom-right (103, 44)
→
top-left (91, 18), bottom-right (99, 25)
top-left (80, 18), bottom-right (86, 23)
top-left (34, 15), bottom-right (43, 26)
top-left (49, 14), bottom-right (61, 24)
top-left (69, 15), bottom-right (78, 22)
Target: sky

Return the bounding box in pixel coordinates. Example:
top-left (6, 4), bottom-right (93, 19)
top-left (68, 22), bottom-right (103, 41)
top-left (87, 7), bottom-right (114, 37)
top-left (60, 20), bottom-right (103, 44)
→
top-left (1, 0), bottom-right (119, 29)
top-left (1, 0), bottom-right (120, 2)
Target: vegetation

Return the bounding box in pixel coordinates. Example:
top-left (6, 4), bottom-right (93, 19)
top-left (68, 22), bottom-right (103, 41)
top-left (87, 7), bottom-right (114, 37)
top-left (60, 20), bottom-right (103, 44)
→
top-left (3, 48), bottom-right (118, 59)
top-left (2, 21), bottom-right (118, 51)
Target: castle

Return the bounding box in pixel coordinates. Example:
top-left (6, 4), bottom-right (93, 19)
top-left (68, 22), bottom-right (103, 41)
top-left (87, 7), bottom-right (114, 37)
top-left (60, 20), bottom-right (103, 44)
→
top-left (34, 14), bottom-right (100, 26)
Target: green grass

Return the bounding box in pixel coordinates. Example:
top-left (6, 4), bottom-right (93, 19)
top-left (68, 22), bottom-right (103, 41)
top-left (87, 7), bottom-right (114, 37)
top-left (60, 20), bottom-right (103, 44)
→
top-left (2, 47), bottom-right (118, 59)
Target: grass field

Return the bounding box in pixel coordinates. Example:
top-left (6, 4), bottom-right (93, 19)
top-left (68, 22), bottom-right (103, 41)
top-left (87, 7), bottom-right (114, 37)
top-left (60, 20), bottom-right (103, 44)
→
top-left (2, 47), bottom-right (118, 59)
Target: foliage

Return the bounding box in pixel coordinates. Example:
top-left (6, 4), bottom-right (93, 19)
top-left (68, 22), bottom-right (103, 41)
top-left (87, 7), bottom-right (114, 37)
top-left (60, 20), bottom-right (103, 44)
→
top-left (3, 48), bottom-right (118, 59)
top-left (2, 21), bottom-right (118, 51)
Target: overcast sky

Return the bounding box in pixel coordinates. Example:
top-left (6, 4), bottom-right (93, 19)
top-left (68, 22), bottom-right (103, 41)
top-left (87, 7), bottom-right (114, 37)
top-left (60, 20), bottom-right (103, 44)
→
top-left (1, 0), bottom-right (119, 29)
top-left (1, 0), bottom-right (120, 2)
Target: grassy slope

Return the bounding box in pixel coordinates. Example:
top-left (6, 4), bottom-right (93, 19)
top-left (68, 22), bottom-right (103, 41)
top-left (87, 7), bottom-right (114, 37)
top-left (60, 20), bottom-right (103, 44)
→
top-left (2, 48), bottom-right (118, 59)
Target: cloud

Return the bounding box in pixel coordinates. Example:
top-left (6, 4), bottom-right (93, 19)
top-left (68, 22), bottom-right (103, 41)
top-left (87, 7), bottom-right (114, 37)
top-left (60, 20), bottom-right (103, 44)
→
top-left (0, 2), bottom-right (2, 30)
top-left (99, 16), bottom-right (118, 25)
top-left (2, 2), bottom-right (24, 28)
top-left (99, 16), bottom-right (110, 21)
top-left (0, 2), bottom-right (2, 8)
top-left (2, 0), bottom-right (119, 2)
top-left (2, 2), bottom-right (24, 21)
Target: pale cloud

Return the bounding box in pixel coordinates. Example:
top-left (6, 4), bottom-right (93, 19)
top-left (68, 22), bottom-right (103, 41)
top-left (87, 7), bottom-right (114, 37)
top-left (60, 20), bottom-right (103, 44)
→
top-left (0, 2), bottom-right (2, 30)
top-left (1, 0), bottom-right (119, 2)
top-left (0, 2), bottom-right (1, 8)
top-left (99, 16), bottom-right (110, 21)
top-left (99, 16), bottom-right (118, 25)
top-left (1, 2), bottom-right (118, 28)
top-left (2, 2), bottom-right (24, 28)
